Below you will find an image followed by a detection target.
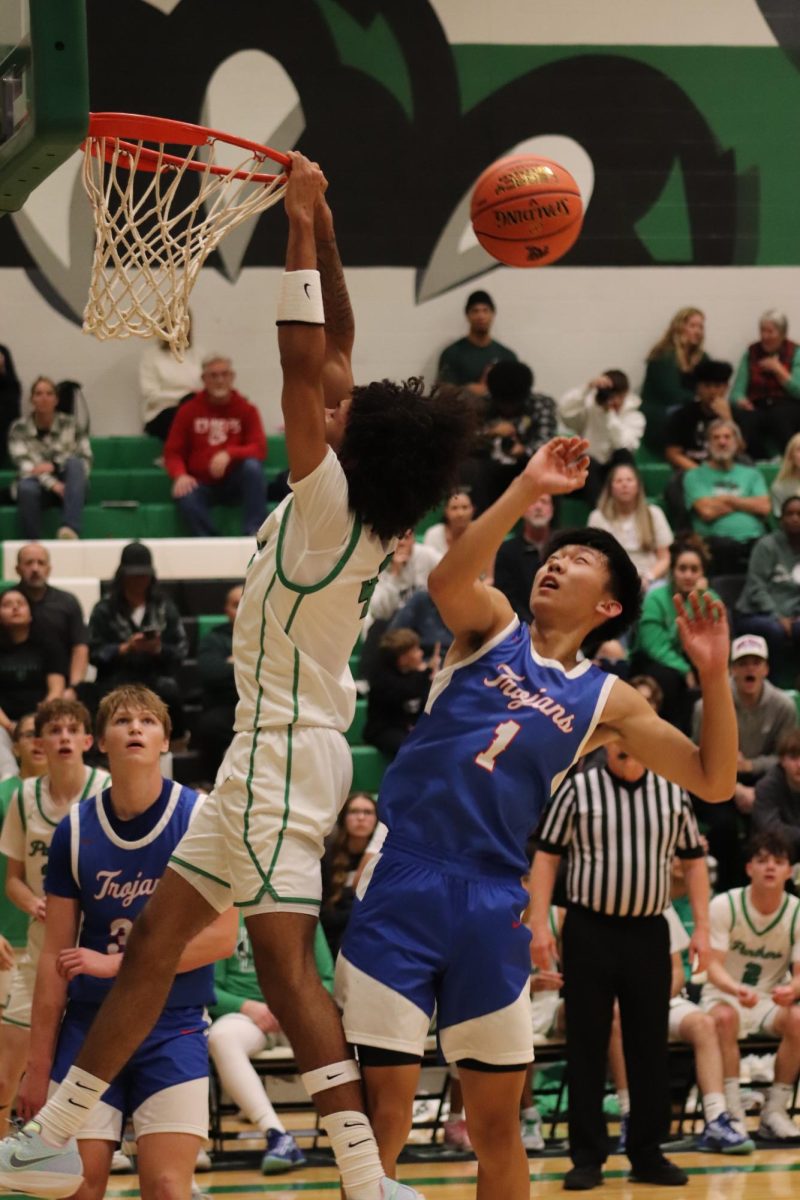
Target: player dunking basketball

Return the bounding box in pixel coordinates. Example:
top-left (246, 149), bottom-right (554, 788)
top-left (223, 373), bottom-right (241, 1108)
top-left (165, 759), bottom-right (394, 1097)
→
top-left (335, 445), bottom-right (738, 1200)
top-left (0, 156), bottom-right (474, 1200)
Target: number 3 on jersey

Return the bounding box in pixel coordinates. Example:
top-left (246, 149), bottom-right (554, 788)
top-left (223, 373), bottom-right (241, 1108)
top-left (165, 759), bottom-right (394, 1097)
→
top-left (475, 720), bottom-right (521, 773)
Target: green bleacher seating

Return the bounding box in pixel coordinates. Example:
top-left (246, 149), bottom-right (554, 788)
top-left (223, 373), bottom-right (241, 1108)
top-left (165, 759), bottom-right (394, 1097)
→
top-left (784, 690), bottom-right (800, 724)
top-left (345, 699), bottom-right (367, 746)
top-left (90, 436), bottom-right (163, 469)
top-left (0, 433), bottom-right (780, 549)
top-left (196, 614), bottom-right (227, 640)
top-left (634, 444), bottom-right (662, 467)
top-left (351, 745), bottom-right (387, 793)
top-left (638, 463), bottom-right (671, 497)
top-left (558, 496), bottom-right (590, 527)
top-left (0, 435), bottom-right (298, 543)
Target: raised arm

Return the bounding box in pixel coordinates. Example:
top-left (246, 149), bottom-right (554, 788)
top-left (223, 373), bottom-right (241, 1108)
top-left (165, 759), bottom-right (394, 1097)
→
top-left (593, 593), bottom-right (737, 801)
top-left (277, 152), bottom-right (329, 482)
top-left (427, 436), bottom-right (589, 652)
top-left (314, 195), bottom-right (354, 409)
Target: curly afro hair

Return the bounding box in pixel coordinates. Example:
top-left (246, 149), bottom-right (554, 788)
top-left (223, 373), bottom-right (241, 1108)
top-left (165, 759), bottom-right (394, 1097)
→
top-left (338, 378), bottom-right (477, 541)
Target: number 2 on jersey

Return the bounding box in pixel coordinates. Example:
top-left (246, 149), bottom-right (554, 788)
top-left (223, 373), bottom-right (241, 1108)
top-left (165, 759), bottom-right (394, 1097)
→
top-left (475, 719), bottom-right (521, 773)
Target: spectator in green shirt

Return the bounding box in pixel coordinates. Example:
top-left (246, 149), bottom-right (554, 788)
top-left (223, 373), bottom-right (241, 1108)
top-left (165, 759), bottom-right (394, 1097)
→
top-left (641, 307), bottom-right (708, 452)
top-left (208, 913), bottom-right (333, 1175)
top-left (630, 538), bottom-right (719, 733)
top-left (0, 715), bottom-right (43, 1007)
top-left (437, 291), bottom-right (517, 397)
top-left (683, 419), bottom-right (770, 575)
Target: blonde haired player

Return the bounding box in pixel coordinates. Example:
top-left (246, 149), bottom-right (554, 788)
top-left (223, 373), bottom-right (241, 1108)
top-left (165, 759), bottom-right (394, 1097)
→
top-left (0, 700), bottom-right (108, 1137)
top-left (0, 155), bottom-right (475, 1200)
top-left (702, 830), bottom-right (800, 1142)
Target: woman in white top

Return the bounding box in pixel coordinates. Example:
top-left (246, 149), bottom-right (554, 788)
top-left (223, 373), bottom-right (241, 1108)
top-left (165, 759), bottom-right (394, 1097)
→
top-left (422, 490), bottom-right (475, 559)
top-left (139, 318), bottom-right (203, 441)
top-left (423, 490), bottom-right (493, 582)
top-left (588, 462), bottom-right (672, 587)
top-left (770, 431), bottom-right (800, 517)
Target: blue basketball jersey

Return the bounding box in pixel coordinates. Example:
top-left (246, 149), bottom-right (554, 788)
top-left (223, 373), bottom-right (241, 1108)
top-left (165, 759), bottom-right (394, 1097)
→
top-left (379, 620), bottom-right (616, 875)
top-left (46, 779), bottom-right (215, 1007)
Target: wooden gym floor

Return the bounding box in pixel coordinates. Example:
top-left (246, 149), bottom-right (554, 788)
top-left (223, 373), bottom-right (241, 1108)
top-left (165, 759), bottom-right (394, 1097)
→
top-left (104, 1148), bottom-right (800, 1199)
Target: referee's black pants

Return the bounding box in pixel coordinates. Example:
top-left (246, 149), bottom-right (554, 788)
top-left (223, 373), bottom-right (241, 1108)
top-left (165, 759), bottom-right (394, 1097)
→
top-left (562, 905), bottom-right (671, 1170)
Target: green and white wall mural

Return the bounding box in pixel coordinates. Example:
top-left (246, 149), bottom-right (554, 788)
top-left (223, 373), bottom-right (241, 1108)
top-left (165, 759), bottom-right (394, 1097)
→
top-left (1, 0), bottom-right (798, 432)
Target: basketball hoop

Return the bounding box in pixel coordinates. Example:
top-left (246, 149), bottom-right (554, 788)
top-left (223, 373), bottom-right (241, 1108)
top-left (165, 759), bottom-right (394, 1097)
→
top-left (81, 113), bottom-right (290, 359)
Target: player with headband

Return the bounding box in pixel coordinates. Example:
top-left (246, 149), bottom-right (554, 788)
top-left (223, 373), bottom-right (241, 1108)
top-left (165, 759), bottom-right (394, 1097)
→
top-left (0, 154), bottom-right (474, 1200)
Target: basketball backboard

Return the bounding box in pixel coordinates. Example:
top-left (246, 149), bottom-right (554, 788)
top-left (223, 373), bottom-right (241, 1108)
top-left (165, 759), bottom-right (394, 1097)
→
top-left (0, 0), bottom-right (89, 214)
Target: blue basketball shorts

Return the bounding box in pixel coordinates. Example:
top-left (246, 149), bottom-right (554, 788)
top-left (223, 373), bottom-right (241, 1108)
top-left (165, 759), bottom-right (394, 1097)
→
top-left (335, 847), bottom-right (534, 1066)
top-left (51, 1003), bottom-right (209, 1141)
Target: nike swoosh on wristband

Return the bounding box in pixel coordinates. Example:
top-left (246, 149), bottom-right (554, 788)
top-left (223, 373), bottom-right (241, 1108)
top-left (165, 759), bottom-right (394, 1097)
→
top-left (303, 283), bottom-right (311, 298)
top-left (347, 1138), bottom-right (372, 1148)
top-left (74, 1080), bottom-right (95, 1089)
top-left (67, 1098), bottom-right (89, 1108)
top-left (9, 1152), bottom-right (61, 1168)
top-left (343, 1120), bottom-right (365, 1128)
top-left (326, 1071), bottom-right (343, 1080)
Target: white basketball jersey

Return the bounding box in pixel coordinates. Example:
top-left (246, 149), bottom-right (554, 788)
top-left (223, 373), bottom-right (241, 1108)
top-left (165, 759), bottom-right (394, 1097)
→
top-left (233, 449), bottom-right (394, 733)
top-left (709, 886), bottom-right (800, 994)
top-left (0, 766), bottom-right (110, 954)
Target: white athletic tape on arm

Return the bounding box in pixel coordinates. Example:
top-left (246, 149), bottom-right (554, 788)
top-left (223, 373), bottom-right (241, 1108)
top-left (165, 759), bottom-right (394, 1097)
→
top-left (276, 269), bottom-right (325, 325)
top-left (301, 1059), bottom-right (361, 1096)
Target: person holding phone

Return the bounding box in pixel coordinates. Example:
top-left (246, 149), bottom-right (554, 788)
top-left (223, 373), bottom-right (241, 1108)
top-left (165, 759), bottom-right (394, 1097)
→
top-left (557, 371), bottom-right (645, 504)
top-left (86, 543), bottom-right (189, 740)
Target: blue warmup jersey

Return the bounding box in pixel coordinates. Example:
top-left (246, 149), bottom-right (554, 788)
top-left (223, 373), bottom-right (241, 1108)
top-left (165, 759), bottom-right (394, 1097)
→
top-left (379, 620), bottom-right (616, 876)
top-left (46, 779), bottom-right (215, 1008)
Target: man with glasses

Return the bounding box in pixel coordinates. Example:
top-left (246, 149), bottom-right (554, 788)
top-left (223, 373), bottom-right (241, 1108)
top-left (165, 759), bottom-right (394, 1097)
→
top-left (163, 353), bottom-right (267, 536)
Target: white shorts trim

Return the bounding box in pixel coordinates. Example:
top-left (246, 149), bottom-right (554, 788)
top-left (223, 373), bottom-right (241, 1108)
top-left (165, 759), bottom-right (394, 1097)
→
top-left (170, 727), bottom-right (352, 911)
top-left (668, 996), bottom-right (703, 1041)
top-left (337, 955), bottom-right (533, 1066)
top-left (440, 983), bottom-right (534, 1066)
top-left (531, 989), bottom-right (563, 1043)
top-left (49, 1078), bottom-right (208, 1142)
top-left (2, 953), bottom-right (37, 1029)
top-left (700, 986), bottom-right (780, 1037)
top-left (0, 947), bottom-right (28, 1013)
top-left (337, 955), bottom-right (432, 1058)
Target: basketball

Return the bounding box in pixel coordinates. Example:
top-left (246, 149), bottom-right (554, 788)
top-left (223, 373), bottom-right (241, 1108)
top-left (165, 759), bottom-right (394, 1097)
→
top-left (470, 154), bottom-right (583, 268)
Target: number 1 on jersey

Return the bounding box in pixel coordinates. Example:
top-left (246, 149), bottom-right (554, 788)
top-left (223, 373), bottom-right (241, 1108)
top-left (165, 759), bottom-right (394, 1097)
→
top-left (475, 719), bottom-right (521, 773)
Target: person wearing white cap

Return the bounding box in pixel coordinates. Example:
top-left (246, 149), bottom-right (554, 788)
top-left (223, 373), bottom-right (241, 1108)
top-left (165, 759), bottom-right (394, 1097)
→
top-left (692, 634), bottom-right (797, 889)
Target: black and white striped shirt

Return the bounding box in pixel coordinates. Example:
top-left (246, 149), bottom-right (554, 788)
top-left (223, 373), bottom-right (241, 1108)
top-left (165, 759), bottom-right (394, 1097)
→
top-left (537, 766), bottom-right (704, 918)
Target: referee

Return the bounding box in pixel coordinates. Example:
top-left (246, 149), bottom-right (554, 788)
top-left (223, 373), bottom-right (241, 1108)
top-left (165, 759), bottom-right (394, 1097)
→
top-left (529, 741), bottom-right (710, 1190)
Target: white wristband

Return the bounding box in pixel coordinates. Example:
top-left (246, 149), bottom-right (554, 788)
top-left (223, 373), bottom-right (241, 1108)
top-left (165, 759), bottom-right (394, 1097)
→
top-left (276, 269), bottom-right (324, 325)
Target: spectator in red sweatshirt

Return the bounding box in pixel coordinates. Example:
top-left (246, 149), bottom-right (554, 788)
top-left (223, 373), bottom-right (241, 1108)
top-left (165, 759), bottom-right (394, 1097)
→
top-left (164, 354), bottom-right (268, 535)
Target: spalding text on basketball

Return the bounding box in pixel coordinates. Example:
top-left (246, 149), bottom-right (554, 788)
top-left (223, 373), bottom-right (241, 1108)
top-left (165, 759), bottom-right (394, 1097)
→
top-left (493, 198), bottom-right (572, 229)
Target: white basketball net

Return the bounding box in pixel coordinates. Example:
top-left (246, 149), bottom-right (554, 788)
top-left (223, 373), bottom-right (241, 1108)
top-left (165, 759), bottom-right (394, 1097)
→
top-left (82, 134), bottom-right (287, 360)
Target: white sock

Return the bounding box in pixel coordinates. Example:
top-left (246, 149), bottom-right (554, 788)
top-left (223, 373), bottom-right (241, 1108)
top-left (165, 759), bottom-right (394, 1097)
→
top-left (522, 1105), bottom-right (540, 1122)
top-left (617, 1088), bottom-right (630, 1116)
top-left (702, 1092), bottom-right (726, 1123)
top-left (321, 1110), bottom-right (384, 1200)
top-left (37, 1067), bottom-right (108, 1146)
top-left (765, 1082), bottom-right (794, 1114)
top-left (724, 1077), bottom-right (744, 1121)
top-left (259, 1114), bottom-right (286, 1135)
